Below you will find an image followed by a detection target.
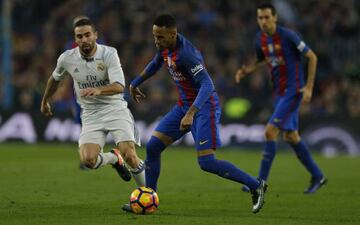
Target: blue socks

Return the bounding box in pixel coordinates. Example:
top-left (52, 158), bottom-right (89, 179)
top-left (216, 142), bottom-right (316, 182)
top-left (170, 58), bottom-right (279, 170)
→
top-left (145, 136), bottom-right (166, 191)
top-left (198, 154), bottom-right (260, 190)
top-left (258, 140), bottom-right (323, 181)
top-left (290, 140), bottom-right (323, 178)
top-left (258, 141), bottom-right (276, 181)
top-left (146, 136), bottom-right (262, 191)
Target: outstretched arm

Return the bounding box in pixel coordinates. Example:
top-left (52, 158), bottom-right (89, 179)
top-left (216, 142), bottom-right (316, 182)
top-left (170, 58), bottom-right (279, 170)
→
top-left (130, 53), bottom-right (163, 103)
top-left (234, 59), bottom-right (268, 84)
top-left (41, 76), bottom-right (60, 117)
top-left (301, 49), bottom-right (317, 103)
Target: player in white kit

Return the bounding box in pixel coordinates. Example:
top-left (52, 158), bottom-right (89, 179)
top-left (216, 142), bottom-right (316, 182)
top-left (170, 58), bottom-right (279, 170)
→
top-left (41, 17), bottom-right (145, 187)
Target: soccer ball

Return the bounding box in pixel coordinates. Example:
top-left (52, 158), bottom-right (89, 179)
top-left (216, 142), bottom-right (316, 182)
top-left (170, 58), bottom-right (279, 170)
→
top-left (130, 186), bottom-right (159, 214)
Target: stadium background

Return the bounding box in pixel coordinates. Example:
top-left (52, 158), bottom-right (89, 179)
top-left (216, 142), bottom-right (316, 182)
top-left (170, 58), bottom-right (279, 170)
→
top-left (0, 1), bottom-right (360, 225)
top-left (1, 0), bottom-right (359, 154)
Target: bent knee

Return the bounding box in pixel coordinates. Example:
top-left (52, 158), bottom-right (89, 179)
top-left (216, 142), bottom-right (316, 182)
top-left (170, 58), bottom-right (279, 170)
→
top-left (80, 155), bottom-right (98, 168)
top-left (264, 127), bottom-right (278, 140)
top-left (283, 132), bottom-right (300, 143)
top-left (79, 144), bottom-right (101, 168)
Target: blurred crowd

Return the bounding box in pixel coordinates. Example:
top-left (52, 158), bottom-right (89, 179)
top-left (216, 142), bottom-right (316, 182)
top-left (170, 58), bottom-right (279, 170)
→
top-left (2, 0), bottom-right (360, 123)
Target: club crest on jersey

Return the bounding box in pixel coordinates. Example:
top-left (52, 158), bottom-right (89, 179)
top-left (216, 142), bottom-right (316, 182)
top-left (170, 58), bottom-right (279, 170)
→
top-left (97, 63), bottom-right (105, 71)
top-left (165, 56), bottom-right (176, 69)
top-left (267, 44), bottom-right (274, 53)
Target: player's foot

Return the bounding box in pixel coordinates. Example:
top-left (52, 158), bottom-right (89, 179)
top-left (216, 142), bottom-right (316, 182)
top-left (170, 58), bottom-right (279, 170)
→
top-left (122, 203), bottom-right (134, 213)
top-left (304, 176), bottom-right (327, 194)
top-left (250, 180), bottom-right (267, 214)
top-left (79, 162), bottom-right (90, 170)
top-left (242, 185), bottom-right (250, 192)
top-left (111, 149), bottom-right (132, 182)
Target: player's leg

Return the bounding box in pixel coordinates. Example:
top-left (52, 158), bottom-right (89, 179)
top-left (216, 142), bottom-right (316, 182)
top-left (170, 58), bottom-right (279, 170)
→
top-left (196, 150), bottom-right (267, 213)
top-left (258, 123), bottom-right (280, 181)
top-left (193, 105), bottom-right (267, 213)
top-left (283, 131), bottom-right (326, 193)
top-left (79, 143), bottom-right (102, 168)
top-left (78, 130), bottom-right (131, 181)
top-left (197, 149), bottom-right (261, 190)
top-left (145, 131), bottom-right (174, 191)
top-left (117, 141), bottom-right (144, 186)
top-left (193, 102), bottom-right (260, 187)
top-left (242, 104), bottom-right (281, 192)
top-left (107, 108), bottom-right (146, 185)
top-left (122, 106), bottom-right (186, 213)
top-left (145, 105), bottom-right (187, 191)
top-left (122, 135), bottom-right (168, 213)
top-left (79, 144), bottom-right (127, 170)
top-left (257, 93), bottom-right (302, 182)
top-left (79, 128), bottom-right (121, 169)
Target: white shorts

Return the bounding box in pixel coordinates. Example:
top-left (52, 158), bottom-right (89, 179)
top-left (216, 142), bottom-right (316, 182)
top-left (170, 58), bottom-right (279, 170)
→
top-left (78, 105), bottom-right (141, 148)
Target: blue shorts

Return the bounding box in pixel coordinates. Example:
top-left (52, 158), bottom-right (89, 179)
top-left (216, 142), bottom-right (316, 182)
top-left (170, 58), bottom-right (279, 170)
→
top-left (155, 104), bottom-right (222, 150)
top-left (269, 93), bottom-right (303, 131)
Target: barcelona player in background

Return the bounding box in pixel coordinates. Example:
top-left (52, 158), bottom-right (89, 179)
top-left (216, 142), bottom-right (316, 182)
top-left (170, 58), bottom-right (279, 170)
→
top-left (235, 3), bottom-right (327, 193)
top-left (128, 14), bottom-right (267, 214)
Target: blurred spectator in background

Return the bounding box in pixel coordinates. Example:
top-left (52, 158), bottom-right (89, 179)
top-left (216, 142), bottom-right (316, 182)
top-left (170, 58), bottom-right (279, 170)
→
top-left (3, 0), bottom-right (360, 122)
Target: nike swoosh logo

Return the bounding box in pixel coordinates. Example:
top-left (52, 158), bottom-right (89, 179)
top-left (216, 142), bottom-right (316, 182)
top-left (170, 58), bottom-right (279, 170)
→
top-left (199, 140), bottom-right (209, 145)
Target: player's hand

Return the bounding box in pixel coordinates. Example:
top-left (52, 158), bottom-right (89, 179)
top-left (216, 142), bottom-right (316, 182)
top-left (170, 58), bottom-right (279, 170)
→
top-left (81, 88), bottom-right (101, 97)
top-left (300, 86), bottom-right (313, 103)
top-left (41, 101), bottom-right (53, 117)
top-left (129, 84), bottom-right (146, 103)
top-left (180, 113), bottom-right (194, 131)
top-left (235, 65), bottom-right (247, 84)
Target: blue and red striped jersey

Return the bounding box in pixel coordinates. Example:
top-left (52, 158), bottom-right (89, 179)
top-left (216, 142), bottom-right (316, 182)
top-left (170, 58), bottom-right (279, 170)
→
top-left (255, 26), bottom-right (310, 96)
top-left (144, 34), bottom-right (218, 108)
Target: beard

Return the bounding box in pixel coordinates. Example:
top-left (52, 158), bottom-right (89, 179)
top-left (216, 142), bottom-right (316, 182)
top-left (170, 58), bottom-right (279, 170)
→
top-left (80, 42), bottom-right (94, 56)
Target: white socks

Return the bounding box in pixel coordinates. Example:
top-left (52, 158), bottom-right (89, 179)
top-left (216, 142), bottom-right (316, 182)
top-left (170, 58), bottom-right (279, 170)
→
top-left (129, 160), bottom-right (146, 186)
top-left (93, 152), bottom-right (145, 187)
top-left (93, 152), bottom-right (118, 169)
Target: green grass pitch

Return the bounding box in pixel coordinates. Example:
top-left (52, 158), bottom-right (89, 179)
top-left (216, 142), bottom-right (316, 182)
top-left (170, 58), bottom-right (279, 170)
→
top-left (0, 142), bottom-right (359, 225)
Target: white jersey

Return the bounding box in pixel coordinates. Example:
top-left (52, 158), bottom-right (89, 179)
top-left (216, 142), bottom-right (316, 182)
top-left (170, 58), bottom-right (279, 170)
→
top-left (52, 44), bottom-right (128, 110)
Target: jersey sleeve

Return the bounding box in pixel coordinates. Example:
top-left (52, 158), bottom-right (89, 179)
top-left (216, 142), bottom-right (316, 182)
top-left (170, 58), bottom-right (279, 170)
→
top-left (106, 50), bottom-right (125, 87)
top-left (192, 73), bottom-right (214, 109)
top-left (52, 53), bottom-right (68, 81)
top-left (182, 49), bottom-right (208, 83)
top-left (182, 49), bottom-right (215, 109)
top-left (287, 30), bottom-right (310, 54)
top-left (144, 52), bottom-right (164, 76)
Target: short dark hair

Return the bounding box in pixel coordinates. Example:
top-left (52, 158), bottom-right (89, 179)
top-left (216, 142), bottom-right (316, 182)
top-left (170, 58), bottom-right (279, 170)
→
top-left (153, 14), bottom-right (176, 28)
top-left (73, 16), bottom-right (96, 31)
top-left (257, 3), bottom-right (277, 15)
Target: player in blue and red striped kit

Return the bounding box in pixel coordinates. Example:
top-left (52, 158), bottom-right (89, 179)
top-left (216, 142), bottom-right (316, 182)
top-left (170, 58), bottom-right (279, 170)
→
top-left (127, 14), bottom-right (267, 213)
top-left (235, 4), bottom-right (327, 194)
